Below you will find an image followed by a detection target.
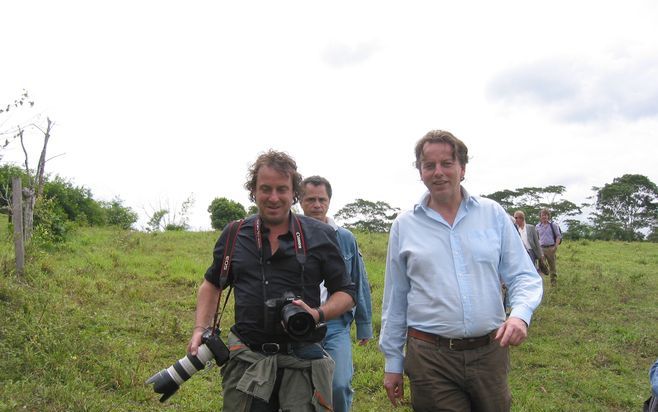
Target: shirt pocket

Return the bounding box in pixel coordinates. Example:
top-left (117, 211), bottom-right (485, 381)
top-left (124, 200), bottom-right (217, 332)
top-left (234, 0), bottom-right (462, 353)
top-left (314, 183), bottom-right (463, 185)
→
top-left (463, 229), bottom-right (500, 264)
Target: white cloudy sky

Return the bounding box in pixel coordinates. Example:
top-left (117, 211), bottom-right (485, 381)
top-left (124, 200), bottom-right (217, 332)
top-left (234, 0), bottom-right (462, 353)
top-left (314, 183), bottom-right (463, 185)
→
top-left (2, 1), bottom-right (657, 230)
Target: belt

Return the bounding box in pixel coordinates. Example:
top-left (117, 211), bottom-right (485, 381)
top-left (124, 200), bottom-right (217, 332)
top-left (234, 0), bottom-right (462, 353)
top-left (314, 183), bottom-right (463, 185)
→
top-left (541, 244), bottom-right (554, 247)
top-left (244, 341), bottom-right (292, 355)
top-left (407, 327), bottom-right (497, 351)
top-left (248, 341), bottom-right (314, 355)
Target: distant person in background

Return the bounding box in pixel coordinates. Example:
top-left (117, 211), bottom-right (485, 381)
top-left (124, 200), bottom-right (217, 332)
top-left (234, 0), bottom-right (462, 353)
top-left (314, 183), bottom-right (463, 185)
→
top-left (300, 175), bottom-right (374, 412)
top-left (514, 211), bottom-right (543, 271)
top-left (536, 208), bottom-right (561, 286)
top-left (379, 130), bottom-right (543, 411)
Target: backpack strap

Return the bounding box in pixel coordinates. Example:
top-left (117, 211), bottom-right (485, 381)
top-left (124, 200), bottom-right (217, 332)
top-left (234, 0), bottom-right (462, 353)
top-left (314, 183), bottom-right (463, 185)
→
top-left (212, 219), bottom-right (244, 333)
top-left (548, 221), bottom-right (555, 242)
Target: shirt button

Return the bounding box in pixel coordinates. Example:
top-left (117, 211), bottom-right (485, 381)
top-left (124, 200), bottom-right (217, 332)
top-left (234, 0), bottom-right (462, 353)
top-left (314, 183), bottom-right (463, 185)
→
top-left (266, 261), bottom-right (271, 265)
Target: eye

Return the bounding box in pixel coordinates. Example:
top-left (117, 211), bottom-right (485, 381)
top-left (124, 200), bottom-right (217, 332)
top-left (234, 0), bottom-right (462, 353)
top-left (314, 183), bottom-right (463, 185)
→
top-left (422, 162), bottom-right (435, 171)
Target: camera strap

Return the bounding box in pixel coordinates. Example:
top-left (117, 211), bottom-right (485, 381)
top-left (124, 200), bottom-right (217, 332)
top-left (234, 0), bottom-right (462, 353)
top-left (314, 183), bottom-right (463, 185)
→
top-left (253, 214), bottom-right (307, 262)
top-left (254, 214), bottom-right (308, 299)
top-left (212, 219), bottom-right (245, 334)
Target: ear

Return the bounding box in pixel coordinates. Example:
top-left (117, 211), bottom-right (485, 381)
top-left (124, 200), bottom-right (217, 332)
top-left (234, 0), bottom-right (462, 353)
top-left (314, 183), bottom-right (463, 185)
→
top-left (460, 164), bottom-right (466, 180)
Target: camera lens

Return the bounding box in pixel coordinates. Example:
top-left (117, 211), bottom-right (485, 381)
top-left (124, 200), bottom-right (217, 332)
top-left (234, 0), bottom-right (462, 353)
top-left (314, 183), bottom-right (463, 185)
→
top-left (146, 344), bottom-right (214, 402)
top-left (281, 304), bottom-right (314, 338)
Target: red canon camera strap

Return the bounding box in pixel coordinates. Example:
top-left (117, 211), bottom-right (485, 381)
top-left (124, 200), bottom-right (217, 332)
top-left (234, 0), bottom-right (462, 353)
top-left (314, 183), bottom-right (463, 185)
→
top-left (212, 219), bottom-right (244, 333)
top-left (253, 214), bottom-right (307, 262)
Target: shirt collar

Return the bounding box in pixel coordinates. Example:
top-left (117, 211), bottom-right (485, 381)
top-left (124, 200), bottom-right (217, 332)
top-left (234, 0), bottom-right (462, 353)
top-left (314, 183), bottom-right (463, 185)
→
top-left (414, 186), bottom-right (479, 214)
top-left (326, 216), bottom-right (339, 231)
top-left (257, 210), bottom-right (296, 235)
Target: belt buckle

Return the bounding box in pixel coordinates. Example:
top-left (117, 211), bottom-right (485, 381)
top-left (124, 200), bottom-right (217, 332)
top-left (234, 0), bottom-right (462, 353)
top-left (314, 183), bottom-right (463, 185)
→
top-left (261, 343), bottom-right (280, 355)
top-left (448, 339), bottom-right (455, 350)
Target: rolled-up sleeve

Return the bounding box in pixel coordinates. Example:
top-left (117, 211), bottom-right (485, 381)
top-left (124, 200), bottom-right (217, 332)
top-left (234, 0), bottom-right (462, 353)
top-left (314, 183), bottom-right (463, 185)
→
top-left (353, 246), bottom-right (373, 340)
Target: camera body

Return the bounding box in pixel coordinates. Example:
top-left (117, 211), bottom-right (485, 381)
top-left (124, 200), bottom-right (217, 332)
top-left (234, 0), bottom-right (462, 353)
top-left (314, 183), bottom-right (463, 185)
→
top-left (146, 328), bottom-right (229, 402)
top-left (264, 291), bottom-right (324, 341)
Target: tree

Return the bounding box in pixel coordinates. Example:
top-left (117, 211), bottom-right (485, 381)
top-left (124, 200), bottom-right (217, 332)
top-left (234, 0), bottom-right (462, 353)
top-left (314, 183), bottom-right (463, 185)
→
top-left (0, 164), bottom-right (26, 219)
top-left (1, 90), bottom-right (34, 162)
top-left (483, 185), bottom-right (581, 225)
top-left (100, 198), bottom-right (138, 230)
top-left (43, 176), bottom-right (104, 226)
top-left (145, 195), bottom-right (195, 232)
top-left (591, 174), bottom-right (658, 241)
top-left (1, 91), bottom-right (55, 241)
top-left (335, 198), bottom-right (399, 233)
top-left (561, 218), bottom-right (594, 241)
top-left (18, 117), bottom-right (54, 240)
top-left (208, 197), bottom-right (246, 230)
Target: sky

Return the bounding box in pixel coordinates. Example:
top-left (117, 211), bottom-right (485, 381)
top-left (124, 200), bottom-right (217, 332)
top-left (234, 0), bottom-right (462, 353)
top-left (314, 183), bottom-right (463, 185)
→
top-left (2, 1), bottom-right (657, 230)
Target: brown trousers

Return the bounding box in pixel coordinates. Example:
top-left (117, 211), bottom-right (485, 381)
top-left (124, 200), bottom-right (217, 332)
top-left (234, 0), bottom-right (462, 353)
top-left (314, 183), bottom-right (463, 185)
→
top-left (404, 335), bottom-right (511, 412)
top-left (542, 245), bottom-right (558, 283)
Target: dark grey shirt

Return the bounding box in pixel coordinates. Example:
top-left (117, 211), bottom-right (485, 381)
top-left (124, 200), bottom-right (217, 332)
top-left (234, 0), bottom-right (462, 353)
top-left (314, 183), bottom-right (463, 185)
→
top-left (205, 213), bottom-right (355, 346)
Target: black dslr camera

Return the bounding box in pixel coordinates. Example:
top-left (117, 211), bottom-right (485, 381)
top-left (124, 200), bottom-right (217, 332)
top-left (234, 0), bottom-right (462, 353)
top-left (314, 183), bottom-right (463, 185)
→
top-left (146, 327), bottom-right (229, 402)
top-left (264, 291), bottom-right (326, 342)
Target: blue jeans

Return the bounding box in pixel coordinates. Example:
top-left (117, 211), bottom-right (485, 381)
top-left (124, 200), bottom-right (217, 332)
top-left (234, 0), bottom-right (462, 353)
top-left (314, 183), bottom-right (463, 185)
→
top-left (323, 318), bottom-right (353, 412)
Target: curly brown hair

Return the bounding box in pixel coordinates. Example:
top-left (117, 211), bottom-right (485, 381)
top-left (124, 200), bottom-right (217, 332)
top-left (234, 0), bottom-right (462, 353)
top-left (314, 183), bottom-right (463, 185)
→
top-left (244, 149), bottom-right (303, 203)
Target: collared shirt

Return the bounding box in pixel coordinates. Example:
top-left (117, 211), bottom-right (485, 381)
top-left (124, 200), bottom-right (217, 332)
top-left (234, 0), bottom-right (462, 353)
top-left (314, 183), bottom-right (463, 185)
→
top-left (518, 224), bottom-right (531, 250)
top-left (319, 217), bottom-right (373, 340)
top-left (379, 188), bottom-right (543, 373)
top-left (536, 221), bottom-right (559, 246)
top-left (205, 213), bottom-right (356, 346)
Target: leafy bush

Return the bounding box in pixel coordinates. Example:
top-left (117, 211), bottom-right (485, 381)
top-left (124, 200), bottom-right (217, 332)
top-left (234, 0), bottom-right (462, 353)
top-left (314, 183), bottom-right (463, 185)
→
top-left (208, 197), bottom-right (246, 230)
top-left (100, 198), bottom-right (138, 230)
top-left (43, 176), bottom-right (105, 226)
top-left (33, 196), bottom-right (74, 243)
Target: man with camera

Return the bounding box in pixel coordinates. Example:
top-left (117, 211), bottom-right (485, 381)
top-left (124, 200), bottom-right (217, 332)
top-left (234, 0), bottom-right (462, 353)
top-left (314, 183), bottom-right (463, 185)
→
top-left (379, 130), bottom-right (543, 411)
top-left (300, 175), bottom-right (373, 412)
top-left (189, 150), bottom-right (356, 411)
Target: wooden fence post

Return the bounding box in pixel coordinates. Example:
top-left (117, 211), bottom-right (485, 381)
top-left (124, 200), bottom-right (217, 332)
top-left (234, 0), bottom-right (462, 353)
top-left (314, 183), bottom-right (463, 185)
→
top-left (11, 177), bottom-right (25, 275)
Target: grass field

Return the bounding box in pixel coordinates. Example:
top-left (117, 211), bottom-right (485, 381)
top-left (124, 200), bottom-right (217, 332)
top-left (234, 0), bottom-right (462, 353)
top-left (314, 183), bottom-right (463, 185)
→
top-left (1, 224), bottom-right (657, 411)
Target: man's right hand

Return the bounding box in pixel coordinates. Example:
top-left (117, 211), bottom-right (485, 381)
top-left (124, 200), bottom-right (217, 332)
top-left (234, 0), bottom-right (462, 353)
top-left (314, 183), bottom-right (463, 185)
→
top-left (187, 328), bottom-right (205, 356)
top-left (383, 372), bottom-right (404, 407)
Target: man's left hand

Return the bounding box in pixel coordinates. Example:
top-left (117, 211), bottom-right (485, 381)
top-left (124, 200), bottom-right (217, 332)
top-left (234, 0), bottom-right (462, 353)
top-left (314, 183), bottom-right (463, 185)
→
top-left (495, 317), bottom-right (528, 347)
top-left (291, 299), bottom-right (318, 320)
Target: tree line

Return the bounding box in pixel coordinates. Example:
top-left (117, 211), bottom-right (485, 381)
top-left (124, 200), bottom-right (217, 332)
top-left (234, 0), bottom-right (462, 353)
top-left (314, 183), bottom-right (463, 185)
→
top-left (482, 176), bottom-right (658, 242)
top-left (2, 91), bottom-right (656, 243)
top-left (2, 164), bottom-right (656, 244)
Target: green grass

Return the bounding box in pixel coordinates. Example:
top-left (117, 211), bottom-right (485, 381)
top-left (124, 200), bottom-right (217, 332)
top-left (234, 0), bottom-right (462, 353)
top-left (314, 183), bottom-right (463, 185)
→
top-left (1, 227), bottom-right (657, 411)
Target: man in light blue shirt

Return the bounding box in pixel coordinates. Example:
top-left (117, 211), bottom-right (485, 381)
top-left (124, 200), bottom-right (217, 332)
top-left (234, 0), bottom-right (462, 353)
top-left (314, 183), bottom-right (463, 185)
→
top-left (301, 175), bottom-right (373, 412)
top-left (379, 130), bottom-right (543, 411)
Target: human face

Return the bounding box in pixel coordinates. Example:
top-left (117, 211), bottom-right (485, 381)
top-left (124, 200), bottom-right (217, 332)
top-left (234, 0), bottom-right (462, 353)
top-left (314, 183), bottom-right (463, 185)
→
top-left (514, 214), bottom-right (525, 227)
top-left (254, 165), bottom-right (294, 227)
top-left (540, 212), bottom-right (549, 224)
top-left (301, 184), bottom-right (330, 223)
top-left (419, 142), bottom-right (465, 207)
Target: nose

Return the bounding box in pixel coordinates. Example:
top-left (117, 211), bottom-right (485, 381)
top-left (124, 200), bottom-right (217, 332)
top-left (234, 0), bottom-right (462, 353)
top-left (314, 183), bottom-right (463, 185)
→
top-left (431, 165), bottom-right (444, 177)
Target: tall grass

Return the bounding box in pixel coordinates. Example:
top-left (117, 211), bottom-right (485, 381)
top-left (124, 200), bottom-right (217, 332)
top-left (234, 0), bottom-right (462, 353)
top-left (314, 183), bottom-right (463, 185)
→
top-left (1, 226), bottom-right (656, 411)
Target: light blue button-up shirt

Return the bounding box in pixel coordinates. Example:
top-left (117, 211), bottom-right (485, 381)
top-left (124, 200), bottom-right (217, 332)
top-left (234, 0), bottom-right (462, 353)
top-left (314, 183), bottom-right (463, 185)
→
top-left (379, 188), bottom-right (543, 373)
